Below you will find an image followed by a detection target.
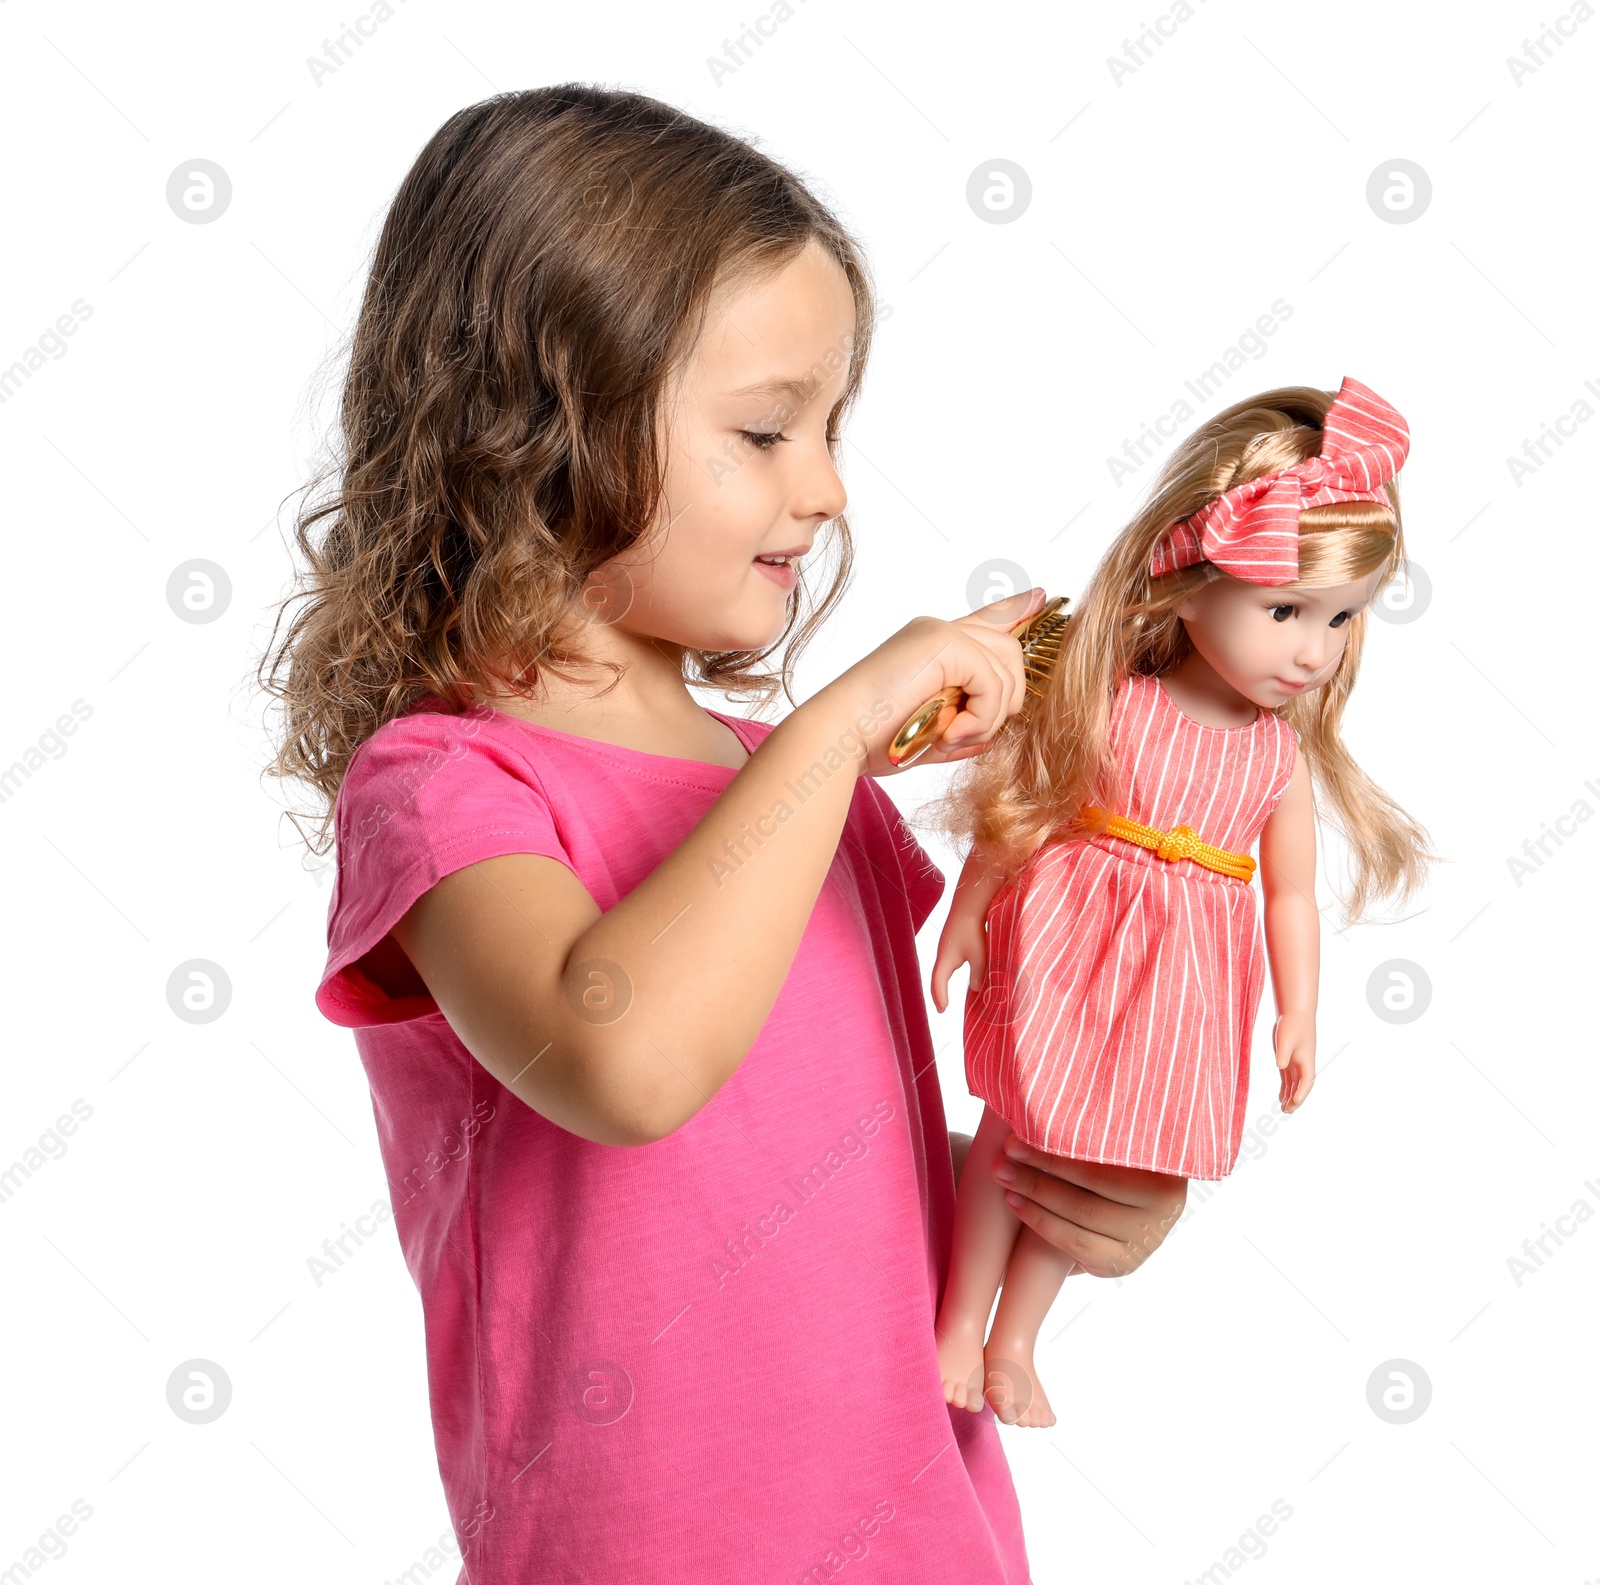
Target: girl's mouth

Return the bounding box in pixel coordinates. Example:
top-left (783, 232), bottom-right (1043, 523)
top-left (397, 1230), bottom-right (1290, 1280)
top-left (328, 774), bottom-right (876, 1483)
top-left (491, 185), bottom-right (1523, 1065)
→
top-left (754, 554), bottom-right (798, 591)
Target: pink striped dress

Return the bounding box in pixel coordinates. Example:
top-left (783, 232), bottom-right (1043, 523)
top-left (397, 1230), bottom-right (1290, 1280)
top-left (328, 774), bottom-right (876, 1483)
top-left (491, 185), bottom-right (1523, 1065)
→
top-left (963, 674), bottom-right (1300, 1181)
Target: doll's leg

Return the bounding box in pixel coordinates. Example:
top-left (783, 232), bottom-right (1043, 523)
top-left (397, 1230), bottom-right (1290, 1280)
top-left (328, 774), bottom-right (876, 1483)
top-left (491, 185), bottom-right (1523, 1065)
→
top-left (982, 1226), bottom-right (1080, 1427)
top-left (935, 1104), bottom-right (1023, 1413)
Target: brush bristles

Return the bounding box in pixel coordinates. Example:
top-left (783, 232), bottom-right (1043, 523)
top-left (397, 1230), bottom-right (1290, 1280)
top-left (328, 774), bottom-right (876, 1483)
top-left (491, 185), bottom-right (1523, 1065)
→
top-left (1020, 609), bottom-right (1070, 698)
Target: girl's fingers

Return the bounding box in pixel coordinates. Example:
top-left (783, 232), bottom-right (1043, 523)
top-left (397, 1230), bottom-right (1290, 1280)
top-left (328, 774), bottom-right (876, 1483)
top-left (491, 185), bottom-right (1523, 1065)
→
top-left (942, 646), bottom-right (1011, 745)
top-left (949, 588), bottom-right (1039, 733)
top-left (902, 595), bottom-right (1038, 765)
top-left (994, 1139), bottom-right (1187, 1273)
top-left (962, 618), bottom-right (1031, 725)
top-left (964, 586), bottom-right (1045, 635)
top-left (1000, 1191), bottom-right (1134, 1279)
top-left (998, 1161), bottom-right (1120, 1238)
top-left (1000, 1137), bottom-right (1173, 1210)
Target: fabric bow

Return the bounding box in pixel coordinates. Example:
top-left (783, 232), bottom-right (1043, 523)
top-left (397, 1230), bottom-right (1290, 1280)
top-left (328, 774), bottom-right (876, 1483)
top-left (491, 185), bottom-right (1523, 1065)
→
top-left (1148, 375), bottom-right (1410, 586)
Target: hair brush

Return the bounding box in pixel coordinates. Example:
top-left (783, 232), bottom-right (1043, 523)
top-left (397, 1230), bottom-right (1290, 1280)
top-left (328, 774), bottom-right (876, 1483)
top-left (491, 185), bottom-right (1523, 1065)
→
top-left (886, 594), bottom-right (1071, 768)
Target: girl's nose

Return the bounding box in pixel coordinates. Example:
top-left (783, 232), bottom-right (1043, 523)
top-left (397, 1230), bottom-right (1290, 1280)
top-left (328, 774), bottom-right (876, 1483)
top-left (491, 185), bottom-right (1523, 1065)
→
top-left (795, 447), bottom-right (848, 524)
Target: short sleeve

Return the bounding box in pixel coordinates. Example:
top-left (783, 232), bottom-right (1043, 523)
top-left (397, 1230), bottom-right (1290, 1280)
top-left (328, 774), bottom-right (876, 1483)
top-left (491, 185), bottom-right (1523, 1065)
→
top-left (316, 711), bottom-right (578, 1028)
top-left (1260, 716), bottom-right (1304, 825)
top-left (861, 780), bottom-right (947, 934)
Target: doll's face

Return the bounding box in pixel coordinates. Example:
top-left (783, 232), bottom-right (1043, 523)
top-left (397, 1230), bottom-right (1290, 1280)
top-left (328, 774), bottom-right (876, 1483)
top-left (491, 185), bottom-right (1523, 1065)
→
top-left (1175, 567), bottom-right (1388, 709)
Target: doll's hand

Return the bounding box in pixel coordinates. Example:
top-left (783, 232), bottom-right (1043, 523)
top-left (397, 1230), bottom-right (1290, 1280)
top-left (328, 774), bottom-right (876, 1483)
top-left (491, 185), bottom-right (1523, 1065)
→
top-left (1274, 1011), bottom-right (1316, 1112)
top-left (930, 846), bottom-right (1009, 1012)
top-left (930, 908), bottom-right (987, 1013)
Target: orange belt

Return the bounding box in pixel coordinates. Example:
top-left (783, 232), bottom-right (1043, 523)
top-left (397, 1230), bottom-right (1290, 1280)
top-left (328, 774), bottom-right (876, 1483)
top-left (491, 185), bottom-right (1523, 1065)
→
top-left (1081, 807), bottom-right (1256, 882)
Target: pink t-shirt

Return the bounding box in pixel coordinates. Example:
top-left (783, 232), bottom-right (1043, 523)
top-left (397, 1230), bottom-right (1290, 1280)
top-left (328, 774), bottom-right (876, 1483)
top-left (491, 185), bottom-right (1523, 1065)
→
top-left (315, 695), bottom-right (1031, 1584)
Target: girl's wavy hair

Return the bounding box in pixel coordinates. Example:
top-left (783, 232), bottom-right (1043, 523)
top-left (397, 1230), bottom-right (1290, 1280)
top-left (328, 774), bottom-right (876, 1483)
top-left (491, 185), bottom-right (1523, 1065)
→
top-left (257, 84), bottom-right (876, 853)
top-left (930, 384), bottom-right (1435, 924)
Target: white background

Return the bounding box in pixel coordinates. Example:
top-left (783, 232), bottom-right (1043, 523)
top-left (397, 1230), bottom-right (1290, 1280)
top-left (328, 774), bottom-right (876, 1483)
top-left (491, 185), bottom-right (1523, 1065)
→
top-left (2, 1), bottom-right (1595, 1581)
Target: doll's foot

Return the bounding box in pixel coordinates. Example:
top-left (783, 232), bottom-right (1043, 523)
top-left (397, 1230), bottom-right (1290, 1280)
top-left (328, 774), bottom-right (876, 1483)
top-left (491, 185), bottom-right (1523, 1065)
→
top-left (935, 1312), bottom-right (988, 1413)
top-left (982, 1344), bottom-right (1055, 1428)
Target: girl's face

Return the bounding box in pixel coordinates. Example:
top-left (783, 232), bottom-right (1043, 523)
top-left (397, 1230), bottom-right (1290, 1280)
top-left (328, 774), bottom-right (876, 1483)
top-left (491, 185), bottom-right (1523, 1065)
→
top-left (589, 239), bottom-right (856, 652)
top-left (1175, 566), bottom-right (1388, 709)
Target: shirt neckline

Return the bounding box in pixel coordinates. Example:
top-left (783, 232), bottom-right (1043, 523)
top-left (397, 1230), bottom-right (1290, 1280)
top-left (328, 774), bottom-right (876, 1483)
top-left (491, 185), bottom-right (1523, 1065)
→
top-left (417, 694), bottom-right (759, 774)
top-left (1150, 674), bottom-right (1268, 735)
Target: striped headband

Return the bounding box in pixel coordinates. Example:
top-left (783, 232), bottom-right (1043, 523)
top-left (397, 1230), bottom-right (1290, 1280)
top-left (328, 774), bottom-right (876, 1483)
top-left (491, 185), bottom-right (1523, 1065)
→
top-left (1148, 375), bottom-right (1409, 586)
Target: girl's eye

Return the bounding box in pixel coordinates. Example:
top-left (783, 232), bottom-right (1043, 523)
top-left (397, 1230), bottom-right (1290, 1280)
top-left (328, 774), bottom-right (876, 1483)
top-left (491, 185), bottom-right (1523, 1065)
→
top-left (1329, 610), bottom-right (1351, 628)
top-left (741, 430), bottom-right (788, 451)
top-left (1269, 604), bottom-right (1294, 622)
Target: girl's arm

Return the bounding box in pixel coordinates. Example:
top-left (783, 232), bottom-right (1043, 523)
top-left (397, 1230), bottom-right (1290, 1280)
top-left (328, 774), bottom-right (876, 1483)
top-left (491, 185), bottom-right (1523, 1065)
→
top-left (1257, 747), bottom-right (1317, 1112)
top-left (389, 594), bottom-right (1042, 1148)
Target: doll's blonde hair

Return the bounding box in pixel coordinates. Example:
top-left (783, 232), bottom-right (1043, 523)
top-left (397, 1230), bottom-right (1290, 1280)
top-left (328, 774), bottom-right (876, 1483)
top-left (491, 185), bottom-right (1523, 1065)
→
top-left (933, 383), bottom-right (1435, 924)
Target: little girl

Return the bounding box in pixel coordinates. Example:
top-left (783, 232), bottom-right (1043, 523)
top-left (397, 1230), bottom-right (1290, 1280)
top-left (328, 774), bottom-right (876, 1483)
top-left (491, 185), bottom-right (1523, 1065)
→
top-left (927, 378), bottom-right (1434, 1428)
top-left (258, 85), bottom-right (1185, 1582)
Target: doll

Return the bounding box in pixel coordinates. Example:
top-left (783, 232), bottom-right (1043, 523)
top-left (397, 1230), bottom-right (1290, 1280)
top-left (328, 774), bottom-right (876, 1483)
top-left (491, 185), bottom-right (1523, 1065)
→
top-left (929, 377), bottom-right (1434, 1427)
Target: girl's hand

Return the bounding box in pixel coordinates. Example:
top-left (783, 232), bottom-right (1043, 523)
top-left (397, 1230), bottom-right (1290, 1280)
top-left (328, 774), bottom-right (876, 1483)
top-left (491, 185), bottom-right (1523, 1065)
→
top-left (991, 1134), bottom-right (1188, 1279)
top-left (822, 586), bottom-right (1047, 780)
top-left (1274, 1010), bottom-right (1316, 1112)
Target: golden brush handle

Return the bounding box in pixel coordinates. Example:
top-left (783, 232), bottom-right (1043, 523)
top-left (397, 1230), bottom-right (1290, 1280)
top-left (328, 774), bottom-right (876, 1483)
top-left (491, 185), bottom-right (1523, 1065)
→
top-left (886, 685), bottom-right (964, 769)
top-left (887, 594), bottom-right (1069, 769)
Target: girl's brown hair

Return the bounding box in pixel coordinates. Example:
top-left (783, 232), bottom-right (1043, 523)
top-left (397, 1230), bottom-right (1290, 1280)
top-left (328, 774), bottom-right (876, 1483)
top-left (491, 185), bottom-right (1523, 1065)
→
top-left (929, 384), bottom-right (1435, 923)
top-left (258, 85), bottom-right (876, 851)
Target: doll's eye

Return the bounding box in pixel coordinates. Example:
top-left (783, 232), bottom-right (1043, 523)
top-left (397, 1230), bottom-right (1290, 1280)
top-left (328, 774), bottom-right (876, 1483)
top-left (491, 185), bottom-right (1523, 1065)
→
top-left (1269, 604), bottom-right (1294, 622)
top-left (1329, 610), bottom-right (1352, 628)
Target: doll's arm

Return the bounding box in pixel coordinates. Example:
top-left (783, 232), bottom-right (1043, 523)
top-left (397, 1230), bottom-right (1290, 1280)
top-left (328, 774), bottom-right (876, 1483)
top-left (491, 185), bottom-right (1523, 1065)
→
top-left (929, 840), bottom-right (1010, 1013)
top-left (1258, 748), bottom-right (1317, 1113)
top-left (949, 1128), bottom-right (973, 1185)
